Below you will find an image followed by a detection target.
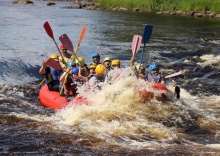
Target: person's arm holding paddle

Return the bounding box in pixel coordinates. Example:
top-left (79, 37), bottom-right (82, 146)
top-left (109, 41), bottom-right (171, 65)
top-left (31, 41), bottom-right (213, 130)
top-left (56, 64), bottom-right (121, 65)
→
top-left (39, 60), bottom-right (48, 75)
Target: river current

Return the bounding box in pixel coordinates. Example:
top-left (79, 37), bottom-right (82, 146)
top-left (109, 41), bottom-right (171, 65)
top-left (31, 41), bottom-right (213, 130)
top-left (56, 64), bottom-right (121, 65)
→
top-left (0, 0), bottom-right (220, 155)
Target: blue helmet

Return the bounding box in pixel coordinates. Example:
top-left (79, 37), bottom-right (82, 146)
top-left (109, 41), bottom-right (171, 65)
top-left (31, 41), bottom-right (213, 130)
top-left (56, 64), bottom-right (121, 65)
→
top-left (92, 52), bottom-right (100, 58)
top-left (67, 62), bottom-right (76, 68)
top-left (70, 68), bottom-right (79, 74)
top-left (148, 64), bottom-right (158, 72)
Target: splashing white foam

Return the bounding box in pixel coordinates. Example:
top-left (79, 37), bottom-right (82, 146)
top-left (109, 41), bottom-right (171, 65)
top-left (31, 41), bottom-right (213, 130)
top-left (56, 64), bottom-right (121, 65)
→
top-left (197, 54), bottom-right (220, 68)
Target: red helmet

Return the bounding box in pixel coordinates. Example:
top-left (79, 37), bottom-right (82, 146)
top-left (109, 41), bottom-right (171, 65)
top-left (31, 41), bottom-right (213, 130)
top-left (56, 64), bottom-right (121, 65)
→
top-left (60, 44), bottom-right (66, 49)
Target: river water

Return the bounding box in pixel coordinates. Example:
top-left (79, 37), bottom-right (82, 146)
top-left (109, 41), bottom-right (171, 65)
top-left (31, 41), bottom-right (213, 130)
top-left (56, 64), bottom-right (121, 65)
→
top-left (0, 0), bottom-right (220, 155)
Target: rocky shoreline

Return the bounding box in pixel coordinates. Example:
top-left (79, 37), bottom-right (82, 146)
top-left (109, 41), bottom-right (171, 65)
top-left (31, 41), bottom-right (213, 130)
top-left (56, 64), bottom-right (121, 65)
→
top-left (13, 0), bottom-right (220, 19)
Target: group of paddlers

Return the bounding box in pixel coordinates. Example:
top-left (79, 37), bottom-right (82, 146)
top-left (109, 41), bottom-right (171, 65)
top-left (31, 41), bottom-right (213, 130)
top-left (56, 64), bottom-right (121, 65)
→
top-left (39, 44), bottom-right (180, 101)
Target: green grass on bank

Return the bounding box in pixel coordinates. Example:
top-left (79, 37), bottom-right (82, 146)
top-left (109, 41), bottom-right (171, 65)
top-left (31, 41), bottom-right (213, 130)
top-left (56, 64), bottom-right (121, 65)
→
top-left (93, 0), bottom-right (220, 13)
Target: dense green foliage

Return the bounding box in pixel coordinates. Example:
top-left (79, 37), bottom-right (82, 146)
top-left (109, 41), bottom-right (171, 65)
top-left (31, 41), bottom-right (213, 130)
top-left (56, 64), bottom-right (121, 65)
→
top-left (93, 0), bottom-right (220, 13)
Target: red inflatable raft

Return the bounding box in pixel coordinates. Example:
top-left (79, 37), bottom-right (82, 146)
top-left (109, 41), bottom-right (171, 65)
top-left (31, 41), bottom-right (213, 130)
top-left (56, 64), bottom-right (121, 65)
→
top-left (38, 84), bottom-right (87, 109)
top-left (152, 82), bottom-right (167, 98)
top-left (138, 82), bottom-right (167, 99)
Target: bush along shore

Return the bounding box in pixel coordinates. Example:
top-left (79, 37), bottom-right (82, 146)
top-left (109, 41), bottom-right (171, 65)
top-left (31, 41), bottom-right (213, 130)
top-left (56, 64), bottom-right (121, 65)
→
top-left (13, 0), bottom-right (220, 19)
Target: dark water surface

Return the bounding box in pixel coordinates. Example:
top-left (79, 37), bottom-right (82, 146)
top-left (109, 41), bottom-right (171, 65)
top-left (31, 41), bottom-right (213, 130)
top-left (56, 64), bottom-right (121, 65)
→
top-left (0, 0), bottom-right (220, 155)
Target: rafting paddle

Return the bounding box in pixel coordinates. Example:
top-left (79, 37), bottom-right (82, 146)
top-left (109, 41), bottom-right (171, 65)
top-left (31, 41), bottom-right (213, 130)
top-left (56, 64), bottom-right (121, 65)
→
top-left (46, 58), bottom-right (63, 71)
top-left (74, 25), bottom-right (87, 57)
top-left (59, 34), bottom-right (85, 69)
top-left (59, 34), bottom-right (74, 52)
top-left (140, 24), bottom-right (153, 64)
top-left (43, 21), bottom-right (66, 64)
top-left (130, 35), bottom-right (142, 67)
top-left (165, 71), bottom-right (182, 79)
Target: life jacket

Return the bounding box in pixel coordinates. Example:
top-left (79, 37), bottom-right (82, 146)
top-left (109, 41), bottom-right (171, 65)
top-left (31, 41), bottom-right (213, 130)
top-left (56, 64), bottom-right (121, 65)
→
top-left (49, 67), bottom-right (62, 81)
top-left (64, 75), bottom-right (83, 96)
top-left (45, 67), bottom-right (62, 92)
top-left (45, 66), bottom-right (62, 83)
top-left (146, 72), bottom-right (164, 83)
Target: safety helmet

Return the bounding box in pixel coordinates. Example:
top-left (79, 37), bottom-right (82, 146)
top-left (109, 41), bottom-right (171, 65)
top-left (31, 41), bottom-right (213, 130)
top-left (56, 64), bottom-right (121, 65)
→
top-left (92, 52), bottom-right (100, 58)
top-left (60, 44), bottom-right (66, 49)
top-left (111, 59), bottom-right (120, 66)
top-left (71, 68), bottom-right (79, 74)
top-left (76, 57), bottom-right (85, 66)
top-left (136, 64), bottom-right (145, 70)
top-left (88, 64), bottom-right (96, 69)
top-left (95, 64), bottom-right (106, 76)
top-left (50, 54), bottom-right (59, 60)
top-left (67, 62), bottom-right (76, 68)
top-left (104, 57), bottom-right (111, 62)
top-left (148, 64), bottom-right (158, 72)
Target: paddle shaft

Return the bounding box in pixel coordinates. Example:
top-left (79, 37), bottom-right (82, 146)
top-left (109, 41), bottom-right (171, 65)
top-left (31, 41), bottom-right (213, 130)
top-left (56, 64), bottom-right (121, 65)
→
top-left (54, 40), bottom-right (67, 65)
top-left (140, 46), bottom-right (146, 64)
top-left (38, 78), bottom-right (46, 86)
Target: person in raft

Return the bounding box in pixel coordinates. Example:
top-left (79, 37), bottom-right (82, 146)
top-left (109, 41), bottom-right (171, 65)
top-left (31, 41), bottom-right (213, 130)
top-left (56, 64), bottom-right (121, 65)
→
top-left (103, 57), bottom-right (112, 72)
top-left (135, 63), bottom-right (147, 80)
top-left (60, 67), bottom-right (84, 101)
top-left (146, 63), bottom-right (180, 99)
top-left (58, 44), bottom-right (72, 71)
top-left (87, 63), bottom-right (97, 80)
top-left (88, 64), bottom-right (107, 90)
top-left (76, 57), bottom-right (89, 79)
top-left (107, 59), bottom-right (122, 83)
top-left (92, 52), bottom-right (102, 66)
top-left (39, 54), bottom-right (63, 92)
top-left (146, 64), bottom-right (165, 84)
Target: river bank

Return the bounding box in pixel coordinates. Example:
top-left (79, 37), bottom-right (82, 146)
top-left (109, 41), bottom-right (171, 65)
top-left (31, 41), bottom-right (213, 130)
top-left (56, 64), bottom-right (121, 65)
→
top-left (78, 0), bottom-right (220, 19)
top-left (12, 0), bottom-right (220, 19)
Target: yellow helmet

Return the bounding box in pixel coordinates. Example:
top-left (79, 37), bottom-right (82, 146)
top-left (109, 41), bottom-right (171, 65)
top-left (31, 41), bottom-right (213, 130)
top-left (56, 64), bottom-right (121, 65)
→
top-left (104, 57), bottom-right (111, 62)
top-left (136, 64), bottom-right (145, 70)
top-left (111, 59), bottom-right (120, 66)
top-left (95, 64), bottom-right (106, 76)
top-left (88, 64), bottom-right (96, 69)
top-left (76, 57), bottom-right (85, 66)
top-left (50, 54), bottom-right (59, 60)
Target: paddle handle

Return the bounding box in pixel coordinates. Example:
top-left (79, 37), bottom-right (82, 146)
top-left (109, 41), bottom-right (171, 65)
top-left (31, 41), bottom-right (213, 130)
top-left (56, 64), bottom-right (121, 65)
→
top-left (165, 71), bottom-right (182, 78)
